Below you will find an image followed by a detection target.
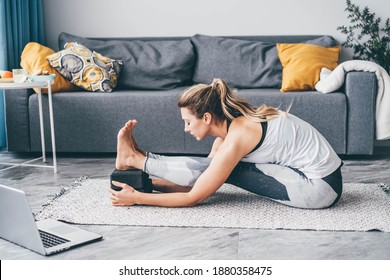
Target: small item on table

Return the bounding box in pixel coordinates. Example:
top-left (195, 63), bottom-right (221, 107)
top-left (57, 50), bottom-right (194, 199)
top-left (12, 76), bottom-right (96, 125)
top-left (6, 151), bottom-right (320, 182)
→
top-left (29, 69), bottom-right (55, 84)
top-left (12, 69), bottom-right (28, 83)
top-left (0, 70), bottom-right (14, 82)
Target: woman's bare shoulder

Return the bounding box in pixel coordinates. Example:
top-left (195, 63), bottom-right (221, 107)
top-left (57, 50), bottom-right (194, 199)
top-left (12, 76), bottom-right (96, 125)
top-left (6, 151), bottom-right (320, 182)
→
top-left (230, 116), bottom-right (260, 132)
top-left (226, 117), bottom-right (263, 153)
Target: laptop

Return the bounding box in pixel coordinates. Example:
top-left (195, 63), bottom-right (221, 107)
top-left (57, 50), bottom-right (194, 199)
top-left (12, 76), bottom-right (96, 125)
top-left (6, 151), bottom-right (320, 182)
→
top-left (0, 184), bottom-right (103, 255)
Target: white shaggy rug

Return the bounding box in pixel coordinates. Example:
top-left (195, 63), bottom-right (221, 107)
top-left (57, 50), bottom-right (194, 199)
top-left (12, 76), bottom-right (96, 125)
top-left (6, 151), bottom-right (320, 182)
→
top-left (35, 177), bottom-right (390, 232)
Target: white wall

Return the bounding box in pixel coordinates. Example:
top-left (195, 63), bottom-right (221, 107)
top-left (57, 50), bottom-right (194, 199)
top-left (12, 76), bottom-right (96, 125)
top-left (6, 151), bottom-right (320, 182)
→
top-left (43, 0), bottom-right (390, 53)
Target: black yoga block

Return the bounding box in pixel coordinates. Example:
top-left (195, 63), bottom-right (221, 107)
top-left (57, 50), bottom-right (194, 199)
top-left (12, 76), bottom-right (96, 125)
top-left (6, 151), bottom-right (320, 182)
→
top-left (110, 169), bottom-right (153, 193)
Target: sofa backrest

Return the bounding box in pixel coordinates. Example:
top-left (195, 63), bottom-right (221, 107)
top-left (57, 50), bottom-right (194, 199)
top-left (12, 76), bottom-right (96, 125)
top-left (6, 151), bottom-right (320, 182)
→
top-left (58, 32), bottom-right (336, 90)
top-left (61, 34), bottom-right (327, 44)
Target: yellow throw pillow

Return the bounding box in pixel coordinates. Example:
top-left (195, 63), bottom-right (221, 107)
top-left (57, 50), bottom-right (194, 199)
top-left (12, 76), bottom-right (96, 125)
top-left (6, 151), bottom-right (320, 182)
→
top-left (276, 43), bottom-right (341, 92)
top-left (46, 42), bottom-right (123, 93)
top-left (20, 42), bottom-right (78, 93)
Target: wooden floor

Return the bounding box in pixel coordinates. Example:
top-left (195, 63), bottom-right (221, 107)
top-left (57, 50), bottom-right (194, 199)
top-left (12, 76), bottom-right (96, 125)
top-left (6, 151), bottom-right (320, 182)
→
top-left (0, 147), bottom-right (389, 260)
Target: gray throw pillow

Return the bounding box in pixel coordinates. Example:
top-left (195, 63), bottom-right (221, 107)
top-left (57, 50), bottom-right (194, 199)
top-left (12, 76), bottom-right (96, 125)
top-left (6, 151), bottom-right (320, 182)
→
top-left (191, 34), bottom-right (336, 88)
top-left (58, 32), bottom-right (195, 90)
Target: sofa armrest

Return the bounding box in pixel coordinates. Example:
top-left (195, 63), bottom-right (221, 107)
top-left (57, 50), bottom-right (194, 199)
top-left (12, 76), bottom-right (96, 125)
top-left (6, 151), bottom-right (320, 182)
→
top-left (344, 71), bottom-right (377, 155)
top-left (4, 88), bottom-right (33, 152)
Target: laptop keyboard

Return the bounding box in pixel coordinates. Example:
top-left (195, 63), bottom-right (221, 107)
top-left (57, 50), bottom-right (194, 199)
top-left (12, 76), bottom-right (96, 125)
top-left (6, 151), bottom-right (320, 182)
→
top-left (39, 230), bottom-right (70, 248)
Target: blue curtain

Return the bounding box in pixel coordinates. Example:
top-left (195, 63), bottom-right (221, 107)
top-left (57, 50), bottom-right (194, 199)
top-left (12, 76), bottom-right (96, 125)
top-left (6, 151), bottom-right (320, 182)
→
top-left (0, 0), bottom-right (44, 148)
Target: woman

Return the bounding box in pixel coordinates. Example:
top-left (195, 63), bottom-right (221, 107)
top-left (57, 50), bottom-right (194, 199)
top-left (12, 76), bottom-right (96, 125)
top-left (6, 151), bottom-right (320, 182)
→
top-left (111, 79), bottom-right (343, 209)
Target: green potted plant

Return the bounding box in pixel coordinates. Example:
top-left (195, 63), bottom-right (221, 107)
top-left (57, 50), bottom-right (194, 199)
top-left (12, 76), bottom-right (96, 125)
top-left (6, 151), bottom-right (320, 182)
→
top-left (338, 0), bottom-right (390, 73)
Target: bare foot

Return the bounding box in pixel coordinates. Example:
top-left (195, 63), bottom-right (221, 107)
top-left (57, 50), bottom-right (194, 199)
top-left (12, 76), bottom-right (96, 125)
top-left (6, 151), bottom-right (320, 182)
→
top-left (124, 120), bottom-right (146, 156)
top-left (115, 120), bottom-right (146, 170)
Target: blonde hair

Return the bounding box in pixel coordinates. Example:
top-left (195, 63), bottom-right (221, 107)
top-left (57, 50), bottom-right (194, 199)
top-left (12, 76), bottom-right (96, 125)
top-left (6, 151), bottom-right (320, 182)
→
top-left (178, 78), bottom-right (286, 123)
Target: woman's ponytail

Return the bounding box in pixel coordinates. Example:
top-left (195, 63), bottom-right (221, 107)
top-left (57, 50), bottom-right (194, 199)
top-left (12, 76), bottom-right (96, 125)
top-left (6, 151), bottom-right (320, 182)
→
top-left (210, 79), bottom-right (235, 120)
top-left (178, 78), bottom-right (285, 122)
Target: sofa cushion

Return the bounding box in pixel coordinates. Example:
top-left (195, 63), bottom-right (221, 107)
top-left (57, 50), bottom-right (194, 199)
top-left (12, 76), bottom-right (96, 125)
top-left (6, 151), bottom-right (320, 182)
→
top-left (58, 32), bottom-right (195, 90)
top-left (277, 44), bottom-right (341, 92)
top-left (47, 42), bottom-right (123, 93)
top-left (28, 88), bottom-right (186, 153)
top-left (20, 42), bottom-right (78, 93)
top-left (191, 34), bottom-right (337, 88)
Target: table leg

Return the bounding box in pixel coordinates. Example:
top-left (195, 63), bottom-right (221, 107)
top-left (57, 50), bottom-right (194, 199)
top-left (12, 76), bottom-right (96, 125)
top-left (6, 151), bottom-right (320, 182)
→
top-left (47, 81), bottom-right (57, 173)
top-left (2, 90), bottom-right (9, 149)
top-left (37, 88), bottom-right (46, 163)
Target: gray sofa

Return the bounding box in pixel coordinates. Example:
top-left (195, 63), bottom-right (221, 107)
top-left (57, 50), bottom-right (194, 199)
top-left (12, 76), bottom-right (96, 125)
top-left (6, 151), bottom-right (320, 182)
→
top-left (4, 34), bottom-right (377, 155)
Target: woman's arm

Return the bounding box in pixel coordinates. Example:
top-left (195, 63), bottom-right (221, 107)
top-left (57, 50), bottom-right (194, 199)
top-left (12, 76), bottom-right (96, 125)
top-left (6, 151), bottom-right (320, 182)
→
top-left (110, 141), bottom-right (244, 207)
top-left (110, 118), bottom-right (262, 207)
top-left (151, 177), bottom-right (191, 193)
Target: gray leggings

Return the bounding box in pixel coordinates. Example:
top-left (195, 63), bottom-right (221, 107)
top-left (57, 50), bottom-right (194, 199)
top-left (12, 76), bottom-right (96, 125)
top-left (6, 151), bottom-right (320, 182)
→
top-left (144, 153), bottom-right (342, 209)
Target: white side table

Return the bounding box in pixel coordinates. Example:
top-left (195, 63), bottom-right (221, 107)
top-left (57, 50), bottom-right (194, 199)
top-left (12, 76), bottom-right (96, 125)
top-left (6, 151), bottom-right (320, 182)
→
top-left (0, 81), bottom-right (57, 173)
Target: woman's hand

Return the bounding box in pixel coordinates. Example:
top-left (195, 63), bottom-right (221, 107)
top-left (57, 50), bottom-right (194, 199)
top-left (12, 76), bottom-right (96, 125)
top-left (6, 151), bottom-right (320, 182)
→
top-left (109, 180), bottom-right (139, 206)
top-left (110, 180), bottom-right (196, 207)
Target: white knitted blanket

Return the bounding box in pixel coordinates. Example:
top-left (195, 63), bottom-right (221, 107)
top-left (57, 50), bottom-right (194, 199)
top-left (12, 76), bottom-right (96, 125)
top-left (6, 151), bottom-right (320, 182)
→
top-left (35, 178), bottom-right (390, 232)
top-left (315, 60), bottom-right (390, 140)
